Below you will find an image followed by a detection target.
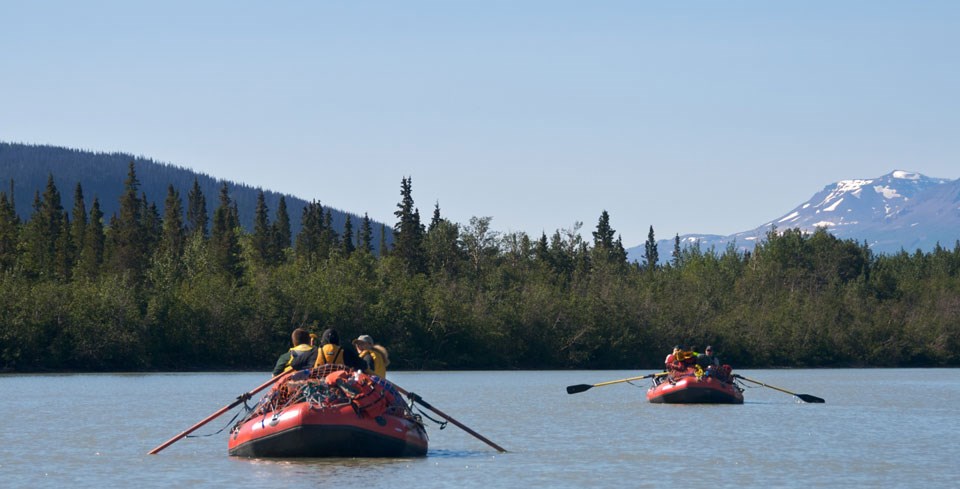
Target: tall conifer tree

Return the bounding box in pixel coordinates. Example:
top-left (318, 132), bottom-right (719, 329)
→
top-left (70, 183), bottom-right (87, 270)
top-left (159, 185), bottom-right (185, 260)
top-left (78, 197), bottom-right (105, 278)
top-left (643, 225), bottom-right (659, 270)
top-left (342, 214), bottom-right (355, 256)
top-left (393, 177), bottom-right (425, 273)
top-left (359, 213), bottom-right (374, 254)
top-left (252, 189), bottom-right (272, 264)
top-left (108, 162), bottom-right (149, 278)
top-left (0, 190), bottom-right (19, 271)
top-left (272, 195), bottom-right (291, 262)
top-left (210, 182), bottom-right (242, 278)
top-left (186, 177), bottom-right (208, 238)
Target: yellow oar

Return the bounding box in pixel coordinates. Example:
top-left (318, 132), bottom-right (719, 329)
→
top-left (566, 372), bottom-right (667, 395)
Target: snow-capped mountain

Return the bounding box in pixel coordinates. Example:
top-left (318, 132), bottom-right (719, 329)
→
top-left (627, 170), bottom-right (960, 262)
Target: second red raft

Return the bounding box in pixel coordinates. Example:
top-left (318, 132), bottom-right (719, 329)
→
top-left (646, 367), bottom-right (744, 404)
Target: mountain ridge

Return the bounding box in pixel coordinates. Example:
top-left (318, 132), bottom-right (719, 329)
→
top-left (0, 142), bottom-right (391, 245)
top-left (628, 169), bottom-right (960, 263)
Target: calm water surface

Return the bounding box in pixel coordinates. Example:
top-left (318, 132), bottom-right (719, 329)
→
top-left (1, 369), bottom-right (957, 488)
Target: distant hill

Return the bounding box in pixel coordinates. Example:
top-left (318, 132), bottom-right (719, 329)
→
top-left (0, 142), bottom-right (391, 245)
top-left (628, 170), bottom-right (960, 263)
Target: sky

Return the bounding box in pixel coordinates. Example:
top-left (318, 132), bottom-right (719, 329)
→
top-left (2, 1), bottom-right (959, 247)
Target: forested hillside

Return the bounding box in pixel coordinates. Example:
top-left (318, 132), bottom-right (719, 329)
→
top-left (0, 142), bottom-right (388, 246)
top-left (1, 162), bottom-right (958, 372)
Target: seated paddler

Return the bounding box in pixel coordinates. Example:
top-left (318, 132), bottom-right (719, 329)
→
top-left (313, 328), bottom-right (366, 370)
top-left (272, 328), bottom-right (318, 376)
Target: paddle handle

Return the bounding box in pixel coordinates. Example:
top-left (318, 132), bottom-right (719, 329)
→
top-left (148, 373), bottom-right (286, 454)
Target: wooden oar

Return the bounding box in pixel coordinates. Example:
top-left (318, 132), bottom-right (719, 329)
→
top-left (148, 372), bottom-right (287, 454)
top-left (733, 374), bottom-right (825, 403)
top-left (389, 382), bottom-right (507, 453)
top-left (566, 372), bottom-right (667, 395)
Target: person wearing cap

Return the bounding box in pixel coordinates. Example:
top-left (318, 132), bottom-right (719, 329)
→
top-left (272, 328), bottom-right (318, 376)
top-left (353, 334), bottom-right (390, 378)
top-left (312, 328), bottom-right (365, 370)
top-left (697, 345), bottom-right (720, 369)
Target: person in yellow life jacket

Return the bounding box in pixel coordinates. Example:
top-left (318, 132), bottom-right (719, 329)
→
top-left (272, 328), bottom-right (318, 376)
top-left (313, 328), bottom-right (365, 370)
top-left (353, 334), bottom-right (390, 378)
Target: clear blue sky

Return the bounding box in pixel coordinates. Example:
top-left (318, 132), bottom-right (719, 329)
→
top-left (2, 1), bottom-right (958, 247)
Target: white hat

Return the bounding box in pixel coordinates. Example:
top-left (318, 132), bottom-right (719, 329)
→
top-left (353, 334), bottom-right (374, 345)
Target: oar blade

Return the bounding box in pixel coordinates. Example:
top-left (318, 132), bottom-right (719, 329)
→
top-left (797, 394), bottom-right (825, 403)
top-left (566, 384), bottom-right (592, 395)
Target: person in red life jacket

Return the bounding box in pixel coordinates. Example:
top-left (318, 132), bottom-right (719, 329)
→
top-left (353, 334), bottom-right (390, 378)
top-left (313, 328), bottom-right (366, 370)
top-left (272, 328), bottom-right (318, 376)
top-left (665, 345), bottom-right (686, 373)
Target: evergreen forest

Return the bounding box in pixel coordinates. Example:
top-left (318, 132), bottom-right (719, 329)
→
top-left (1, 164), bottom-right (958, 372)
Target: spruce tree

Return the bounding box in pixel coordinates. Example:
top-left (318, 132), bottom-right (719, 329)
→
top-left (643, 225), bottom-right (659, 270)
top-left (20, 175), bottom-right (67, 278)
top-left (252, 189), bottom-right (271, 264)
top-left (159, 185), bottom-right (185, 259)
top-left (0, 190), bottom-right (18, 271)
top-left (359, 213), bottom-right (374, 254)
top-left (210, 182), bottom-right (242, 279)
top-left (78, 197), bottom-right (105, 278)
top-left (295, 201), bottom-right (323, 261)
top-left (672, 233), bottom-right (682, 267)
top-left (379, 223), bottom-right (388, 257)
top-left (319, 208), bottom-right (339, 259)
top-left (393, 177), bottom-right (425, 273)
top-left (108, 162), bottom-right (149, 279)
top-left (342, 214), bottom-right (355, 256)
top-left (186, 177), bottom-right (208, 238)
top-left (69, 183), bottom-right (87, 271)
top-left (271, 195), bottom-right (291, 262)
top-left (142, 193), bottom-right (162, 255)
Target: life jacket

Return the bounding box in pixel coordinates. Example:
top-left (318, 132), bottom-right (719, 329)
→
top-left (677, 350), bottom-right (697, 363)
top-left (325, 370), bottom-right (393, 418)
top-left (359, 346), bottom-right (389, 378)
top-left (314, 344), bottom-right (345, 368)
top-left (283, 344), bottom-right (316, 373)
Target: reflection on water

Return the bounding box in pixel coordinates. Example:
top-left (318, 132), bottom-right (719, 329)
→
top-left (1, 370), bottom-right (958, 488)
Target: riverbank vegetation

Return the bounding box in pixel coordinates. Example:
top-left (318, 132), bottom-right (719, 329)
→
top-left (1, 164), bottom-right (958, 372)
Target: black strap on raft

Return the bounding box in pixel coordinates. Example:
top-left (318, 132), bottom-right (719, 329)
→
top-left (187, 394), bottom-right (253, 438)
top-left (406, 392), bottom-right (447, 430)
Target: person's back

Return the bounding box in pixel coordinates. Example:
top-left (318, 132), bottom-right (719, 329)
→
top-left (314, 328), bottom-right (365, 370)
top-left (273, 328), bottom-right (317, 375)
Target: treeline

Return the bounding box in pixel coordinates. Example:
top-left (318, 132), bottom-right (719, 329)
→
top-left (1, 164), bottom-right (958, 372)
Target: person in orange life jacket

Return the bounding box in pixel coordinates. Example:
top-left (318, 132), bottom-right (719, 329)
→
top-left (313, 328), bottom-right (365, 370)
top-left (272, 328), bottom-right (318, 375)
top-left (353, 334), bottom-right (390, 378)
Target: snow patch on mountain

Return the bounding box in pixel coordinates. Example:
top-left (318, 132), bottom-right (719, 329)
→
top-left (627, 169), bottom-right (960, 263)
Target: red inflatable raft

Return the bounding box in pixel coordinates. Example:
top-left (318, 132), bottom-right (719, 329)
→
top-left (228, 366), bottom-right (428, 457)
top-left (646, 367), bottom-right (744, 404)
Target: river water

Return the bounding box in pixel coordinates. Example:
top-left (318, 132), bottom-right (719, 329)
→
top-left (1, 369), bottom-right (957, 488)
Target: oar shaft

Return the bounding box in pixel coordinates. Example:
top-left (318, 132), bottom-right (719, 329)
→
top-left (390, 383), bottom-right (507, 453)
top-left (736, 375), bottom-right (798, 395)
top-left (148, 373), bottom-right (286, 455)
top-left (591, 374), bottom-right (658, 388)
